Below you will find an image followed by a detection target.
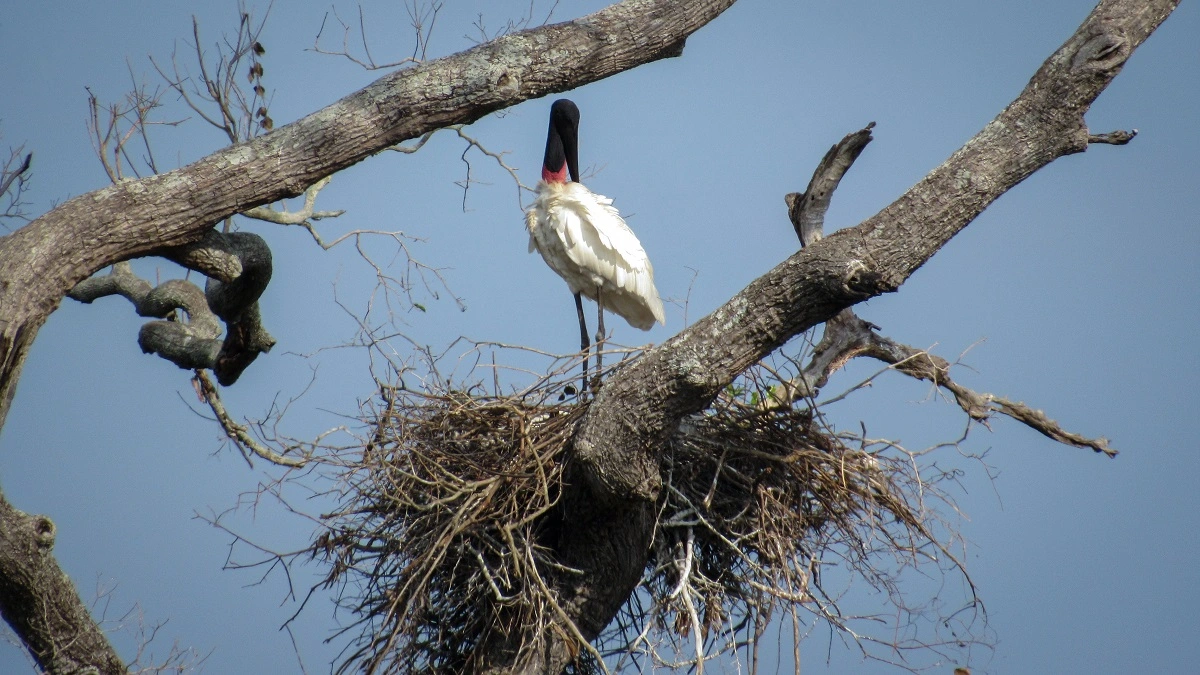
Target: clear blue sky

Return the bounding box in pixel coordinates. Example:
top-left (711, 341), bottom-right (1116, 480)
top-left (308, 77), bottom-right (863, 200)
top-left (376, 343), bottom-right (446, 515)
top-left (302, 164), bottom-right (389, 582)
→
top-left (1, 1), bottom-right (1197, 673)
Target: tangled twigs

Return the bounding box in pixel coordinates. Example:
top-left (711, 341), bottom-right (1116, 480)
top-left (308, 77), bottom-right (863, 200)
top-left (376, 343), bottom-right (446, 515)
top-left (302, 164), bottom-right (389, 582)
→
top-left (313, 377), bottom-right (588, 673)
top-left (296, 348), bottom-right (981, 674)
top-left (609, 388), bottom-right (978, 672)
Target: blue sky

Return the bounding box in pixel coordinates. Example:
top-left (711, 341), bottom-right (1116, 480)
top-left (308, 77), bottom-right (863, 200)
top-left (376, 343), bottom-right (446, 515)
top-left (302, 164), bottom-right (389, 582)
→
top-left (1, 1), bottom-right (1197, 673)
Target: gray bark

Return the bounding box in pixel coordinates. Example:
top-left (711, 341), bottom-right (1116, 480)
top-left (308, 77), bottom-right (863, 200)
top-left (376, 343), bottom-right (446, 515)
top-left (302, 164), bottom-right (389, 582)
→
top-left (0, 495), bottom-right (125, 674)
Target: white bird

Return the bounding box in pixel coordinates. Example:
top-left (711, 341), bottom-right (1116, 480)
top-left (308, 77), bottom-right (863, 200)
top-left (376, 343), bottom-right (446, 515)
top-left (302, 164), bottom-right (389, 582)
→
top-left (525, 99), bottom-right (665, 391)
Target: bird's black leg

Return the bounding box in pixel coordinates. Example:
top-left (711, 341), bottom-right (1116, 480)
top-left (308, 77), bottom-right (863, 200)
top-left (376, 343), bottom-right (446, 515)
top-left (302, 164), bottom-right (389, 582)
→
top-left (594, 286), bottom-right (605, 385)
top-left (574, 292), bottom-right (589, 395)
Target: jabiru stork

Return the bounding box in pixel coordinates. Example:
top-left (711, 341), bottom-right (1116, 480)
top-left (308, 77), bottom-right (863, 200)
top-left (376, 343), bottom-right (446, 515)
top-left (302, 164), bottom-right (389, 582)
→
top-left (525, 99), bottom-right (665, 392)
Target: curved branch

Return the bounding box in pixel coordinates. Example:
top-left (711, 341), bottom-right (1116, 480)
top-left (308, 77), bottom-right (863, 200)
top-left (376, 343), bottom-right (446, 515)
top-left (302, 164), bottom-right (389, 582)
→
top-left (794, 311), bottom-right (1118, 457)
top-left (68, 231), bottom-right (276, 385)
top-left (785, 122), bottom-right (875, 247)
top-left (159, 229), bottom-right (246, 283)
top-left (0, 152), bottom-right (32, 202)
top-left (194, 371), bottom-right (307, 468)
top-left (242, 176), bottom-right (344, 224)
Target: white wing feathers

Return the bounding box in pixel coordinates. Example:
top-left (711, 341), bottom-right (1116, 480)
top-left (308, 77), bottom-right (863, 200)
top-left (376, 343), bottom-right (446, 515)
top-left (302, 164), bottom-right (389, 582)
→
top-left (526, 181), bottom-right (666, 330)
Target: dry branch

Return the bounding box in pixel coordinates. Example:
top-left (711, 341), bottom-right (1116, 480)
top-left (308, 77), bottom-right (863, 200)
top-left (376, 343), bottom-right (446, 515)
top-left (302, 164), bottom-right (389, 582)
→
top-left (785, 122), bottom-right (875, 247)
top-left (0, 152), bottom-right (32, 203)
top-left (194, 371), bottom-right (307, 467)
top-left (781, 124), bottom-right (1116, 457)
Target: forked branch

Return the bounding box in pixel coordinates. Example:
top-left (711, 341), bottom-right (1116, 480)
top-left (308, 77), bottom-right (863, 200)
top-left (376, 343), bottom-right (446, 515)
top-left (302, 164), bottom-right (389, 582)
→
top-left (782, 125), bottom-right (1117, 456)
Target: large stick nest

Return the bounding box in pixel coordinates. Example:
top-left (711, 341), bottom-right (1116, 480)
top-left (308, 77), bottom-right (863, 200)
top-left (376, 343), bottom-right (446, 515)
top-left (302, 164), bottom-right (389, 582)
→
top-left (312, 361), bottom-right (978, 674)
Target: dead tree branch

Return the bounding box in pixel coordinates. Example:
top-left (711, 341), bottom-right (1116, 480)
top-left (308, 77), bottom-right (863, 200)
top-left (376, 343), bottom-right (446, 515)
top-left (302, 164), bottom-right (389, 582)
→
top-left (69, 230), bottom-right (275, 386)
top-left (241, 176), bottom-right (344, 224)
top-left (781, 124), bottom-right (1117, 456)
top-left (803, 311), bottom-right (1118, 457)
top-left (0, 152), bottom-right (32, 205)
top-left (310, 2), bottom-right (440, 70)
top-left (151, 4), bottom-right (275, 144)
top-left (785, 122), bottom-right (875, 247)
top-left (193, 370), bottom-right (307, 467)
top-left (1088, 128), bottom-right (1138, 144)
top-left (0, 148), bottom-right (33, 227)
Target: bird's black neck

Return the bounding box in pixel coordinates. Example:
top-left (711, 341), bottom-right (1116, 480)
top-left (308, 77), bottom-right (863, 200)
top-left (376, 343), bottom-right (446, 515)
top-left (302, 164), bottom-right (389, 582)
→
top-left (543, 108), bottom-right (579, 183)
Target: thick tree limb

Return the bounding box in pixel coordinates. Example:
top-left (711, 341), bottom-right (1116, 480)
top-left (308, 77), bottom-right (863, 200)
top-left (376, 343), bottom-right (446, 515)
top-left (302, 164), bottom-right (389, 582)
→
top-left (515, 2), bottom-right (1175, 672)
top-left (0, 494), bottom-right (125, 674)
top-left (158, 229), bottom-right (246, 283)
top-left (781, 124), bottom-right (1116, 456)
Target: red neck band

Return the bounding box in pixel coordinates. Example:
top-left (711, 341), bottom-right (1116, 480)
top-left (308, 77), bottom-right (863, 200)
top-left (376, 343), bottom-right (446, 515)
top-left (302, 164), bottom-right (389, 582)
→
top-left (542, 165), bottom-right (569, 183)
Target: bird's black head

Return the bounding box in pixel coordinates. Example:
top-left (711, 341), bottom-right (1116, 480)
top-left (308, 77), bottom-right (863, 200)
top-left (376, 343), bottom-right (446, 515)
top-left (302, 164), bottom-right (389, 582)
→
top-left (543, 99), bottom-right (580, 183)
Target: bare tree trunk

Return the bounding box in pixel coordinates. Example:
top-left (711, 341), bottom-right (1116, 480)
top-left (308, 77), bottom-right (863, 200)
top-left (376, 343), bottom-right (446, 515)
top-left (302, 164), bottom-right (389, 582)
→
top-left (0, 495), bottom-right (126, 674)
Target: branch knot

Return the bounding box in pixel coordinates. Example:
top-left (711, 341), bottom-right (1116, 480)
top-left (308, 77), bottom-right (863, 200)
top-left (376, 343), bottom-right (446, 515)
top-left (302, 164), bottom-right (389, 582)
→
top-left (33, 516), bottom-right (56, 548)
top-left (842, 259), bottom-right (884, 297)
top-left (1072, 22), bottom-right (1130, 73)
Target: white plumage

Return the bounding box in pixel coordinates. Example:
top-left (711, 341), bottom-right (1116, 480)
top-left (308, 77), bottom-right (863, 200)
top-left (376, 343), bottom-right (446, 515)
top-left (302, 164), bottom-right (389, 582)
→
top-left (525, 180), bottom-right (665, 330)
top-left (527, 99), bottom-right (664, 392)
